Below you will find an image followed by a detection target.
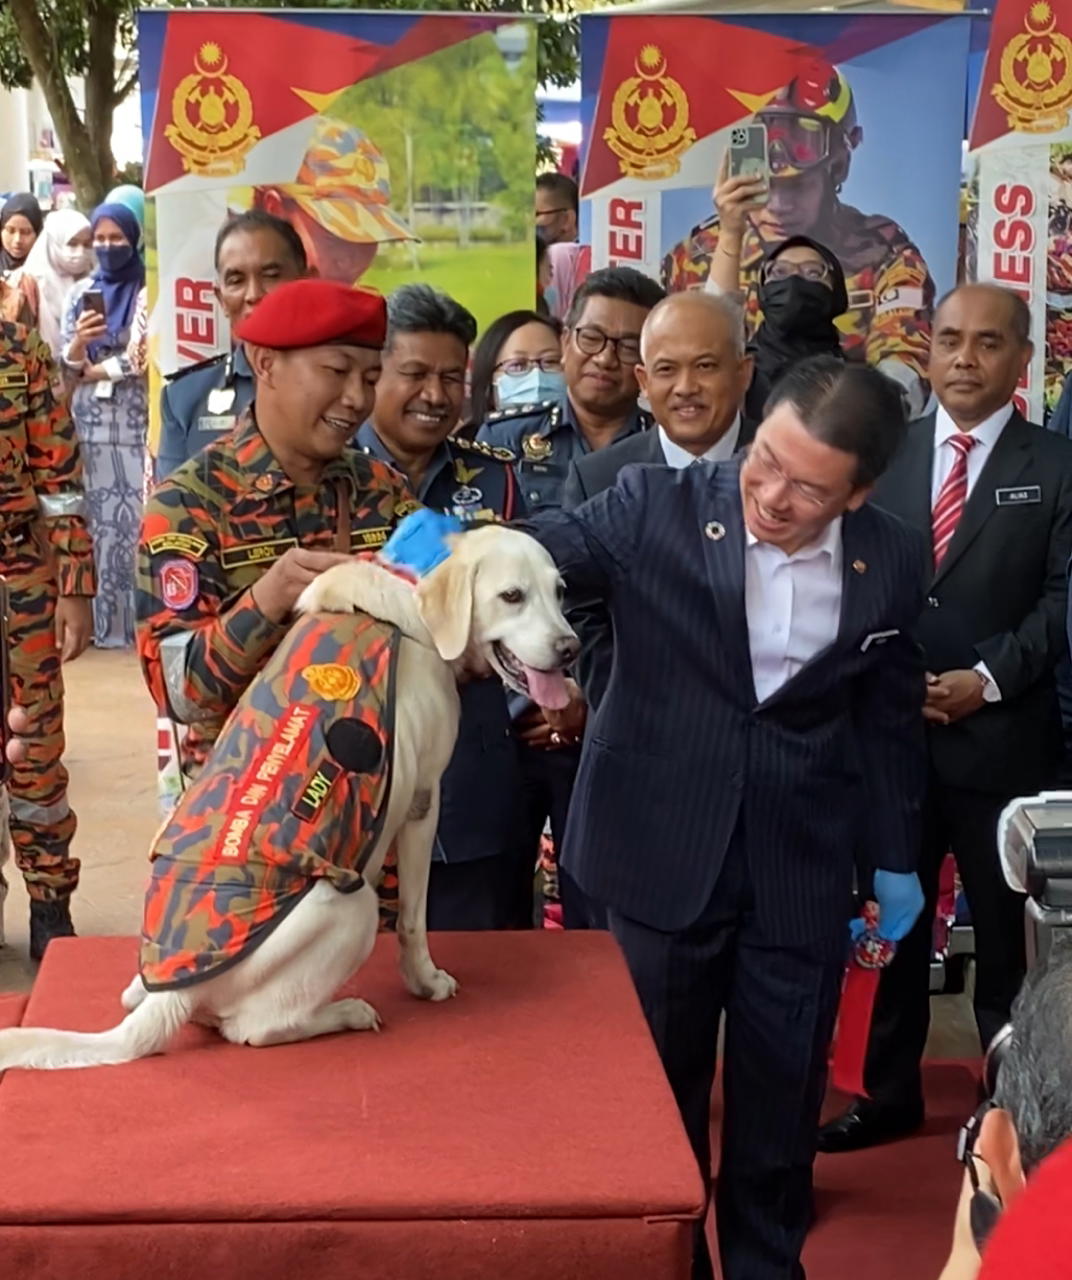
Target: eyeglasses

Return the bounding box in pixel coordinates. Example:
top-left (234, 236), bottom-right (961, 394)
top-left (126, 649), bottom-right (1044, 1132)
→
top-left (535, 207), bottom-right (570, 221)
top-left (494, 355), bottom-right (564, 376)
top-left (572, 325), bottom-right (642, 366)
top-left (747, 442), bottom-right (830, 508)
top-left (764, 259), bottom-right (832, 285)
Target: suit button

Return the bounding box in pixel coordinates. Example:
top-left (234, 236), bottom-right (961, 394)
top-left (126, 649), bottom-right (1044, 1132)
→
top-left (927, 596), bottom-right (940, 609)
top-left (529, 491), bottom-right (541, 502)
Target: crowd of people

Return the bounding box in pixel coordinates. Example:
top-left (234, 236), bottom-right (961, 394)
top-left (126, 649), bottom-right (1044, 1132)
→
top-left (2, 155), bottom-right (1072, 1280)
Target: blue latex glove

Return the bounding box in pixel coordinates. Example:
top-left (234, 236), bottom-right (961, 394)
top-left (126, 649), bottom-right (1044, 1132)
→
top-left (381, 509), bottom-right (463, 577)
top-left (850, 870), bottom-right (924, 944)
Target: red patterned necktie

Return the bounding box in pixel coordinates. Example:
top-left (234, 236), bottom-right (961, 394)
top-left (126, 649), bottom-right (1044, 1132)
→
top-left (931, 432), bottom-right (977, 568)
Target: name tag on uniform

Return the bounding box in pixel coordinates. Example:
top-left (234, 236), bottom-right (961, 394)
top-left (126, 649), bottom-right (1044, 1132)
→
top-left (196, 414), bottom-right (236, 433)
top-left (995, 485), bottom-right (1041, 506)
top-left (0, 371), bottom-right (28, 391)
top-left (220, 537), bottom-right (296, 570)
top-left (861, 629), bottom-right (900, 652)
top-left (349, 526), bottom-right (390, 550)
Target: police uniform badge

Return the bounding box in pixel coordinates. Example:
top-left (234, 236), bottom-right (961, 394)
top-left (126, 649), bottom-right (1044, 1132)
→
top-left (451, 484), bottom-right (483, 508)
top-left (522, 434), bottom-right (552, 462)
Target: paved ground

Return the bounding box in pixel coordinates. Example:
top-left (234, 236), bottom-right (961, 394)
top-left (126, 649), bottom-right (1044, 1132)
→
top-left (0, 647), bottom-right (981, 1059)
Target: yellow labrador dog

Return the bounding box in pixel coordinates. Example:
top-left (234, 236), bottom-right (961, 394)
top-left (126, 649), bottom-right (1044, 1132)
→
top-left (0, 526), bottom-right (576, 1070)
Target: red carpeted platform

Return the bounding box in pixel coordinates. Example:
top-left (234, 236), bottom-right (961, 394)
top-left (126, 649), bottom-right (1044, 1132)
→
top-left (0, 933), bottom-right (702, 1280)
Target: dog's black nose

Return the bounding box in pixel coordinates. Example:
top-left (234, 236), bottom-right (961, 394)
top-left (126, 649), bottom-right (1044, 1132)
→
top-left (556, 634), bottom-right (580, 666)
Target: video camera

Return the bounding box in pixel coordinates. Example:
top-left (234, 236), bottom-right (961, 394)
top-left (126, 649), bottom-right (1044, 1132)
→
top-left (1000, 794), bottom-right (1072, 969)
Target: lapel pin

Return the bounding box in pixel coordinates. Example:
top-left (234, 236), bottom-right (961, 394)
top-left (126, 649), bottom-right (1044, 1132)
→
top-left (852, 559), bottom-right (867, 575)
top-left (704, 521), bottom-right (726, 542)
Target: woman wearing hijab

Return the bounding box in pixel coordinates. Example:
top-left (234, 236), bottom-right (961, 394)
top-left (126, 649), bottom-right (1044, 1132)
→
top-left (744, 235), bottom-right (848, 421)
top-left (23, 208), bottom-right (93, 360)
top-left (0, 192), bottom-right (43, 325)
top-left (61, 201), bottom-right (148, 649)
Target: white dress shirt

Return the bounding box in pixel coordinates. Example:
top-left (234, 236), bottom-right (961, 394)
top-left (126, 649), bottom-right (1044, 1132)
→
top-left (744, 516), bottom-right (843, 703)
top-left (931, 403), bottom-right (1013, 702)
top-left (931, 403), bottom-right (1013, 506)
top-left (658, 415), bottom-right (741, 469)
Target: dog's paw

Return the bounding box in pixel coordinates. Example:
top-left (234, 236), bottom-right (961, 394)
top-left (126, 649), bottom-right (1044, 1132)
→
top-left (120, 975), bottom-right (147, 1012)
top-left (339, 998), bottom-right (382, 1032)
top-left (405, 966), bottom-right (459, 1003)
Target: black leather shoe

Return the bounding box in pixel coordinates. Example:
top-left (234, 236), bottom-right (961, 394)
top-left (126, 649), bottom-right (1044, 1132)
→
top-left (817, 1098), bottom-right (924, 1153)
top-left (29, 898), bottom-right (76, 962)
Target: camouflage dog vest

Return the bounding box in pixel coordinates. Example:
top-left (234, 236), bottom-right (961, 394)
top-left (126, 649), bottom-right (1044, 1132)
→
top-left (140, 611), bottom-right (400, 990)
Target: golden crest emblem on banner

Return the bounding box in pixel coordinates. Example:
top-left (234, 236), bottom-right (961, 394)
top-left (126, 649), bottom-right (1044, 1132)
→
top-left (993, 1), bottom-right (1072, 132)
top-left (165, 42), bottom-right (262, 177)
top-left (604, 44), bottom-right (697, 180)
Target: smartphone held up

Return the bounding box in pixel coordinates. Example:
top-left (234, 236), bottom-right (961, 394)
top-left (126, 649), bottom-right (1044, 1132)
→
top-left (727, 124), bottom-right (770, 204)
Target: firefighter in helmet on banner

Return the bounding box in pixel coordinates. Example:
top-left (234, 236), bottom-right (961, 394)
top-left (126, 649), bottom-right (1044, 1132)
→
top-left (661, 61), bottom-right (935, 417)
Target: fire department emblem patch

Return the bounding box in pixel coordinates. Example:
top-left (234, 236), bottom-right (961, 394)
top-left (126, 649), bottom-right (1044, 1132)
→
top-left (159, 559), bottom-right (199, 611)
top-left (302, 663), bottom-right (361, 702)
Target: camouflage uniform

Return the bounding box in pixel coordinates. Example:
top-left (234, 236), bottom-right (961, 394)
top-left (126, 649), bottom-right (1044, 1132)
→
top-left (141, 609), bottom-right (398, 990)
top-left (135, 408), bottom-right (414, 779)
top-left (661, 208), bottom-right (934, 402)
top-left (0, 321), bottom-right (95, 900)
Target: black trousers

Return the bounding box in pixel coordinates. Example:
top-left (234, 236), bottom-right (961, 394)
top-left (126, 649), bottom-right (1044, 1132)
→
top-left (518, 740), bottom-right (606, 929)
top-left (606, 832), bottom-right (843, 1280)
top-left (426, 850), bottom-right (534, 931)
top-left (864, 781), bottom-right (1028, 1107)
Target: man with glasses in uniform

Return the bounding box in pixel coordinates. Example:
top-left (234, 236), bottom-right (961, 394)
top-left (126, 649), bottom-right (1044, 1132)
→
top-left (476, 265), bottom-right (664, 927)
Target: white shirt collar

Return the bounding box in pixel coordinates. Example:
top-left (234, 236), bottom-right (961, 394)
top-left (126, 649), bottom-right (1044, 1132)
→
top-left (934, 402), bottom-right (1014, 452)
top-left (658, 415), bottom-right (741, 469)
top-left (745, 513), bottom-right (844, 567)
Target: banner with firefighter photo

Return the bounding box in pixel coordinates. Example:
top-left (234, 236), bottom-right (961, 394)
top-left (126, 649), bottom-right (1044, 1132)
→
top-left (137, 8), bottom-right (537, 449)
top-left (579, 13), bottom-right (971, 417)
top-left (968, 0), bottom-right (1072, 422)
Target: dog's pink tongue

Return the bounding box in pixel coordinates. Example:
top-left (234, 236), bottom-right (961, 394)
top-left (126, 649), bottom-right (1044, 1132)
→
top-left (524, 665), bottom-right (570, 711)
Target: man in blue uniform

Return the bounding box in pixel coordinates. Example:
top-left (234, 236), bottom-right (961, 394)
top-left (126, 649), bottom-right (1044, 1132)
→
top-left (358, 283), bottom-right (531, 929)
top-left (156, 211), bottom-right (308, 479)
top-left (476, 265), bottom-right (664, 926)
top-left (477, 266), bottom-right (664, 510)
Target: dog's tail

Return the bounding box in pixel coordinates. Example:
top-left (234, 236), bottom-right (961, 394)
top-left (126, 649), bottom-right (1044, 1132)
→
top-left (0, 990), bottom-right (191, 1071)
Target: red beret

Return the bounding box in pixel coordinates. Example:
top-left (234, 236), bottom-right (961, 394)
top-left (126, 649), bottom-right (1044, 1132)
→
top-left (236, 279), bottom-right (387, 350)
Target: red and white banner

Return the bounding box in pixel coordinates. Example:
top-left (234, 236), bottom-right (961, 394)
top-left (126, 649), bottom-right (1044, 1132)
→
top-left (975, 146), bottom-right (1050, 420)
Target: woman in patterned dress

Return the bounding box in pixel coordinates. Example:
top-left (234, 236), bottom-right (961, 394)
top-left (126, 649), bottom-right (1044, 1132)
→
top-left (61, 202), bottom-right (148, 648)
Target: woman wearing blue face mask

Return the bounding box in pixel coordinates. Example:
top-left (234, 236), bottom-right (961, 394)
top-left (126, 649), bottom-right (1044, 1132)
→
top-left (465, 309), bottom-right (565, 435)
top-left (61, 201), bottom-right (148, 648)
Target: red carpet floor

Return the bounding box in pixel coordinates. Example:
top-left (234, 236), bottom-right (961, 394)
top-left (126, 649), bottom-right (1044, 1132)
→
top-left (703, 1064), bottom-right (978, 1278)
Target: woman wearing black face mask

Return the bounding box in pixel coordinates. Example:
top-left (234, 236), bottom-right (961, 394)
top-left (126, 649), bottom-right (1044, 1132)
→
top-left (745, 236), bottom-right (848, 421)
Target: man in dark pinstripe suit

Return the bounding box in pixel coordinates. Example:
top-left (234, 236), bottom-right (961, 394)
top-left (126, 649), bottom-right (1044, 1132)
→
top-left (522, 352), bottom-right (928, 1280)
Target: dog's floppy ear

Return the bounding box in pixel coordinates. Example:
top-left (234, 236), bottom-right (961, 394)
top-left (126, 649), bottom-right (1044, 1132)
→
top-left (416, 549), bottom-right (476, 661)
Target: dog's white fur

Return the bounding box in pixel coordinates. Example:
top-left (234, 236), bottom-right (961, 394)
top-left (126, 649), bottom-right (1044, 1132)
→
top-left (0, 526), bottom-right (574, 1070)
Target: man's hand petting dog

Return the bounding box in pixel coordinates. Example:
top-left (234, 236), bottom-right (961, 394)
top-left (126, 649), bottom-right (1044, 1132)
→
top-left (251, 548), bottom-right (357, 624)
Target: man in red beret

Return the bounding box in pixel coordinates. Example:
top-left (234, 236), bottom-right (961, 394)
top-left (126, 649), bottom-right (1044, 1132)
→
top-left (135, 278), bottom-right (417, 790)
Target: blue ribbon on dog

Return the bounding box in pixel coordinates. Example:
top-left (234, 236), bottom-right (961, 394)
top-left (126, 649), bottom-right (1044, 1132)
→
top-left (380, 508), bottom-right (464, 578)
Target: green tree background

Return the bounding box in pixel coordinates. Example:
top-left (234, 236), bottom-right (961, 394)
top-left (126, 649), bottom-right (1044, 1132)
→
top-left (0, 0), bottom-right (578, 212)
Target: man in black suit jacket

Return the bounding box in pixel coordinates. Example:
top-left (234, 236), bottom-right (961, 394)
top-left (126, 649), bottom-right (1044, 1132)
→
top-left (561, 291), bottom-right (756, 711)
top-left (522, 356), bottom-right (927, 1280)
top-left (820, 283), bottom-right (1072, 1154)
